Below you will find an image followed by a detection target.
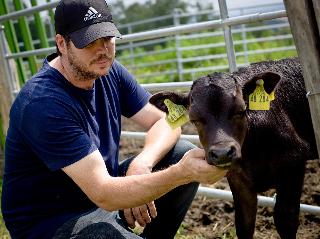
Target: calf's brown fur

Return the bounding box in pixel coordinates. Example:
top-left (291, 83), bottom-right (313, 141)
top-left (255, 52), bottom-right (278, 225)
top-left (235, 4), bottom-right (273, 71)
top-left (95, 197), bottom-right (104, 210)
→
top-left (149, 58), bottom-right (318, 239)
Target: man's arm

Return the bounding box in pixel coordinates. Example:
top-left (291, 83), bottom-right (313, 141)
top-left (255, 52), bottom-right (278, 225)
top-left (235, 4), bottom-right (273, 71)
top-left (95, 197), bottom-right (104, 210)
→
top-left (122, 102), bottom-right (182, 227)
top-left (128, 103), bottom-right (181, 171)
top-left (62, 148), bottom-right (226, 211)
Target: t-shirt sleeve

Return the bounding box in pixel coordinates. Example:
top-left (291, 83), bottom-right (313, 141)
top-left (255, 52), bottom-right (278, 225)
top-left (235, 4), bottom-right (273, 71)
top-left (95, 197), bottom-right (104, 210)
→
top-left (114, 61), bottom-right (151, 118)
top-left (20, 98), bottom-right (97, 171)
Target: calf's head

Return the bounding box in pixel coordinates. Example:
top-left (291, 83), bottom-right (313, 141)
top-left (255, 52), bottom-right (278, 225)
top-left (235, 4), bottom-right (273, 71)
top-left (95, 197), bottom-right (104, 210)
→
top-left (150, 71), bottom-right (281, 168)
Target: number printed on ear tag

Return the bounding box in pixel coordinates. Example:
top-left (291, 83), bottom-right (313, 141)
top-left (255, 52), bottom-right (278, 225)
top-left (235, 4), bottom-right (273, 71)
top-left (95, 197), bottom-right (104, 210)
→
top-left (249, 79), bottom-right (275, 111)
top-left (164, 99), bottom-right (189, 129)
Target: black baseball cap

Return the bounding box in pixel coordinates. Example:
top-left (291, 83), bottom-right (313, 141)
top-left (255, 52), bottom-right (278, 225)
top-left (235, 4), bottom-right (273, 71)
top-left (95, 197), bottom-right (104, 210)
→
top-left (54, 0), bottom-right (121, 49)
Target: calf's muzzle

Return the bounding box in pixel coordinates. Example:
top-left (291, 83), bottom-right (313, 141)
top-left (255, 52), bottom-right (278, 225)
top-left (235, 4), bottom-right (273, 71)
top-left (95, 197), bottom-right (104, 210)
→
top-left (207, 145), bottom-right (237, 168)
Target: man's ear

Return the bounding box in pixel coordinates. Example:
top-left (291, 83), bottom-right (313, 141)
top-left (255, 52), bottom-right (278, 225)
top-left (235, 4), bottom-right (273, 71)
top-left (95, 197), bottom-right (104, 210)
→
top-left (149, 91), bottom-right (189, 114)
top-left (56, 34), bottom-right (67, 55)
top-left (242, 71), bottom-right (281, 98)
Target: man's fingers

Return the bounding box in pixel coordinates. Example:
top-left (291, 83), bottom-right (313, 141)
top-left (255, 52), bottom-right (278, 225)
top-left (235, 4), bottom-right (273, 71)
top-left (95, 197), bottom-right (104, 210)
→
top-left (185, 148), bottom-right (205, 158)
top-left (147, 201), bottom-right (157, 218)
top-left (124, 208), bottom-right (135, 229)
top-left (132, 207), bottom-right (147, 227)
top-left (124, 203), bottom-right (157, 228)
top-left (139, 204), bottom-right (152, 224)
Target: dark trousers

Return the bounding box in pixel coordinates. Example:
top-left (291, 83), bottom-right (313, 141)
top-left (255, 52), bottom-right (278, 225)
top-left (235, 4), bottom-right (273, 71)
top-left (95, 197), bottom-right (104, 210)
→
top-left (53, 140), bottom-right (199, 239)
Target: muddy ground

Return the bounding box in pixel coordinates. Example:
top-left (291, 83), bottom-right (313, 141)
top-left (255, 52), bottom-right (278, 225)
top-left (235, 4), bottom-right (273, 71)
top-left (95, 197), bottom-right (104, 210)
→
top-left (120, 118), bottom-right (320, 239)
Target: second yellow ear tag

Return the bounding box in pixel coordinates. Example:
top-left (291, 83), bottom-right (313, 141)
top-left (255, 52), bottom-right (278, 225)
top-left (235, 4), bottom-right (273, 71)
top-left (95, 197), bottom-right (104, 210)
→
top-left (164, 99), bottom-right (189, 129)
top-left (249, 79), bottom-right (275, 111)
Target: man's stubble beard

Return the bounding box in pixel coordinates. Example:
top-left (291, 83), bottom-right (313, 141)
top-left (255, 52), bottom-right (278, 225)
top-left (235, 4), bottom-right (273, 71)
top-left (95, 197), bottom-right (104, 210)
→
top-left (67, 47), bottom-right (114, 82)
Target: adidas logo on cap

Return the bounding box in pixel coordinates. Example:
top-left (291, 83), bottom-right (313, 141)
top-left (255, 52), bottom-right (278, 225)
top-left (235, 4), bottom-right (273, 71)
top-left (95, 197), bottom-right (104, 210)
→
top-left (84, 7), bottom-right (102, 21)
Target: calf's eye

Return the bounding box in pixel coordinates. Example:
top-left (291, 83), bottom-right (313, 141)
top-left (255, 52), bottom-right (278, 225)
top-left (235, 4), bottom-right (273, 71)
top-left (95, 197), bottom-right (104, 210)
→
top-left (233, 111), bottom-right (246, 120)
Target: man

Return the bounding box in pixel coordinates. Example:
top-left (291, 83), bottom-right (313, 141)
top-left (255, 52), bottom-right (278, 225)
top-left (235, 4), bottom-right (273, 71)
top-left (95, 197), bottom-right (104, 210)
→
top-left (1, 0), bottom-right (227, 238)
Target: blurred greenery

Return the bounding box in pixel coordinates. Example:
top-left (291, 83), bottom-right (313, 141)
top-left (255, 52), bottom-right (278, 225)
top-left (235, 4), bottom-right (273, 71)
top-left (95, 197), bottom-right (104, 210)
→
top-left (118, 24), bottom-right (297, 84)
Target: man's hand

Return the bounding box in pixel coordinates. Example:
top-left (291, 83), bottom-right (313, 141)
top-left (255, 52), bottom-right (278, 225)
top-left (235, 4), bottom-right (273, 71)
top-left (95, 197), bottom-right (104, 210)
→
top-left (177, 148), bottom-right (228, 185)
top-left (123, 202), bottom-right (157, 228)
top-left (123, 160), bottom-right (157, 228)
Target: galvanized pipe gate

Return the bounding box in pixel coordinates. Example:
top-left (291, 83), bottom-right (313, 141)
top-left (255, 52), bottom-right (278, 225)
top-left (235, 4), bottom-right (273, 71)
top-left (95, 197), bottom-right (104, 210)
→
top-left (0, 0), bottom-right (319, 216)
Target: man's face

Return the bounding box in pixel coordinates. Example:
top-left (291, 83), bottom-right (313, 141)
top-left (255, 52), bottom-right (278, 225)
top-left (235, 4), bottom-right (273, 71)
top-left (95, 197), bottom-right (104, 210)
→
top-left (66, 37), bottom-right (116, 81)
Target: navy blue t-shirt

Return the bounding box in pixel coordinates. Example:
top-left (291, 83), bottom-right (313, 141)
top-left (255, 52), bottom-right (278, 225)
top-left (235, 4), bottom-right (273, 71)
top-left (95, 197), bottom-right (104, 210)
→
top-left (2, 53), bottom-right (150, 239)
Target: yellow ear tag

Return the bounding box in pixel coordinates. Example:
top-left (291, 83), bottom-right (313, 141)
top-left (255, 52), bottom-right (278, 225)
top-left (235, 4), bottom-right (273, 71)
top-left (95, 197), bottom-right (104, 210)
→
top-left (164, 99), bottom-right (189, 129)
top-left (269, 90), bottom-right (275, 101)
top-left (249, 79), bottom-right (273, 110)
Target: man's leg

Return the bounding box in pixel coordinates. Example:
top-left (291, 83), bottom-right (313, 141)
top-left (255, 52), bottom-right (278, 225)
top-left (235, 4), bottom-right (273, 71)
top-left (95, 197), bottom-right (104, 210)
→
top-left (119, 140), bottom-right (199, 239)
top-left (53, 208), bottom-right (143, 239)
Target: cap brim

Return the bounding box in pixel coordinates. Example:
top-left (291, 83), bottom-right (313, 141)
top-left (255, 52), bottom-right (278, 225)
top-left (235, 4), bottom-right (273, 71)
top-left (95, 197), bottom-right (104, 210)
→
top-left (69, 22), bottom-right (121, 49)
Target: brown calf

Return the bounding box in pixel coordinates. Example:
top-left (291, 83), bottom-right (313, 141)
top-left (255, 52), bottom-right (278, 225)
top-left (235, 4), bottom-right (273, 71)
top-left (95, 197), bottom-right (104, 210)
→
top-left (150, 58), bottom-right (318, 239)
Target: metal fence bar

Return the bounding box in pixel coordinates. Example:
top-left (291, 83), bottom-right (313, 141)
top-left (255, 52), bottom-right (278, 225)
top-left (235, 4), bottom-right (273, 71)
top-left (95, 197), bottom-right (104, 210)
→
top-left (218, 0), bottom-right (237, 72)
top-left (117, 11), bottom-right (287, 44)
top-left (181, 46), bottom-right (296, 63)
top-left (119, 32), bottom-right (293, 60)
top-left (4, 10), bottom-right (288, 60)
top-left (121, 131), bottom-right (320, 215)
top-left (118, 2), bottom-right (285, 33)
top-left (173, 9), bottom-right (184, 81)
top-left (140, 81), bottom-right (192, 91)
top-left (177, 22), bottom-right (290, 40)
top-left (0, 26), bottom-right (15, 102)
top-left (0, 1), bottom-right (59, 23)
top-left (117, 33), bottom-right (293, 66)
top-left (118, 13), bottom-right (174, 29)
top-left (197, 187), bottom-right (320, 215)
top-left (121, 131), bottom-right (199, 143)
top-left (117, 47), bottom-right (175, 60)
top-left (117, 37), bottom-right (174, 50)
top-left (5, 47), bottom-right (56, 59)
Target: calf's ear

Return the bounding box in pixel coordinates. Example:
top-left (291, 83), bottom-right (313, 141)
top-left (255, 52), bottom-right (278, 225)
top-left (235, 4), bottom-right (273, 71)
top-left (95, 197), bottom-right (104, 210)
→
top-left (149, 91), bottom-right (189, 114)
top-left (242, 71), bottom-right (281, 97)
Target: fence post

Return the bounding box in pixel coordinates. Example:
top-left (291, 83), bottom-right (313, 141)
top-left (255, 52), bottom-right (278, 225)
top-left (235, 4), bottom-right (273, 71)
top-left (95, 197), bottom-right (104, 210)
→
top-left (218, 0), bottom-right (237, 73)
top-left (283, 0), bottom-right (320, 157)
top-left (239, 8), bottom-right (249, 65)
top-left (173, 8), bottom-right (183, 82)
top-left (13, 0), bottom-right (38, 75)
top-left (0, 25), bottom-right (20, 148)
top-left (128, 25), bottom-right (135, 75)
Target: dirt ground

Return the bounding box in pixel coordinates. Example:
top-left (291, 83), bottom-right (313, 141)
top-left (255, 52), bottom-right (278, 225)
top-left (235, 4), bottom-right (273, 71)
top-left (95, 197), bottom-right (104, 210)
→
top-left (120, 117), bottom-right (320, 239)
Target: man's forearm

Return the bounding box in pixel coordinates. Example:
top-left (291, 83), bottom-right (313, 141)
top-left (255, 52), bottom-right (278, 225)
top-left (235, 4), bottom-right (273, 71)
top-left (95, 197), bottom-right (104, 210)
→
top-left (95, 164), bottom-right (189, 211)
top-left (132, 118), bottom-right (181, 170)
top-left (63, 149), bottom-right (226, 214)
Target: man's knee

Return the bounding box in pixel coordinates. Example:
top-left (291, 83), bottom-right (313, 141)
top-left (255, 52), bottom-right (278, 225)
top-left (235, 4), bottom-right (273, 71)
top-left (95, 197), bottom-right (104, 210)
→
top-left (174, 140), bottom-right (196, 157)
top-left (75, 222), bottom-right (126, 239)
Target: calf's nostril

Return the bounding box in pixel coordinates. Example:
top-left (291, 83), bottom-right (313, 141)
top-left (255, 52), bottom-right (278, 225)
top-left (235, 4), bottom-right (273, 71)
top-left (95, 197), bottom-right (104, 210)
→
top-left (208, 150), bottom-right (219, 161)
top-left (227, 146), bottom-right (237, 159)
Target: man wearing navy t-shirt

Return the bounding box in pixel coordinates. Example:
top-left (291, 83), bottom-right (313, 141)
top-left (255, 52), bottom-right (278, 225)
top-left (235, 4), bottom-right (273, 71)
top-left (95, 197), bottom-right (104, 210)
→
top-left (1, 0), bottom-right (227, 238)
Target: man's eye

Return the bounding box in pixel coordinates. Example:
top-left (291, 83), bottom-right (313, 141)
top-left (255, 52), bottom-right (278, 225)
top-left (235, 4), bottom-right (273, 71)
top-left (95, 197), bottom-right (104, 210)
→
top-left (85, 42), bottom-right (94, 48)
top-left (103, 37), bottom-right (112, 41)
